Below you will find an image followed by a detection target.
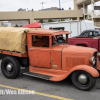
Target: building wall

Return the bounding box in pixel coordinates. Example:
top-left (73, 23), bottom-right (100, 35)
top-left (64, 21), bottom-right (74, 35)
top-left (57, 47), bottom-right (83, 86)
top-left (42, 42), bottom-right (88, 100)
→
top-left (8, 20), bottom-right (28, 27)
top-left (0, 21), bottom-right (4, 26)
top-left (4, 22), bottom-right (11, 27)
top-left (76, 0), bottom-right (99, 5)
top-left (0, 10), bottom-right (83, 24)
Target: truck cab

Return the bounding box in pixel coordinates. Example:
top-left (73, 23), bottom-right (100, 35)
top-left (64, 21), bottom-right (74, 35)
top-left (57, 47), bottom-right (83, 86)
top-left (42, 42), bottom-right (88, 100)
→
top-left (27, 30), bottom-right (68, 69)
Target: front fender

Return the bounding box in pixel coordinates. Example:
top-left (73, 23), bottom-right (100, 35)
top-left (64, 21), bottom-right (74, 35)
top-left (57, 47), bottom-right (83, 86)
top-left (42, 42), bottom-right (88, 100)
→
top-left (68, 65), bottom-right (99, 77)
top-left (49, 65), bottom-right (99, 82)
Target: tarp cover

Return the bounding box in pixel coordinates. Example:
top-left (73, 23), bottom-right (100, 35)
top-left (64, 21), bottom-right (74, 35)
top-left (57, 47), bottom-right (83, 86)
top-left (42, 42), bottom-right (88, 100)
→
top-left (22, 22), bottom-right (41, 28)
top-left (0, 27), bottom-right (44, 53)
top-left (0, 27), bottom-right (30, 53)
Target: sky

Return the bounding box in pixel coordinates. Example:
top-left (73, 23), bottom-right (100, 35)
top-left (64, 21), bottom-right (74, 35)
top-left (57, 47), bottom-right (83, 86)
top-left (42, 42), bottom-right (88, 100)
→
top-left (0, 0), bottom-right (74, 11)
top-left (0, 0), bottom-right (100, 11)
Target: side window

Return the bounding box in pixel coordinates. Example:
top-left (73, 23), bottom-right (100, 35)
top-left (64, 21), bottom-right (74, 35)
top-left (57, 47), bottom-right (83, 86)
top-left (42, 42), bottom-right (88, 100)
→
top-left (89, 32), bottom-right (98, 37)
top-left (94, 32), bottom-right (98, 36)
top-left (89, 32), bottom-right (93, 36)
top-left (32, 35), bottom-right (49, 47)
top-left (83, 32), bottom-right (89, 37)
top-left (89, 32), bottom-right (95, 37)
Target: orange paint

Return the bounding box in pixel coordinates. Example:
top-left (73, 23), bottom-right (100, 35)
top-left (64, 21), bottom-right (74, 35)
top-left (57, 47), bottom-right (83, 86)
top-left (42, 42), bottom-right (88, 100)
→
top-left (27, 29), bottom-right (99, 81)
top-left (0, 29), bottom-right (99, 82)
top-left (0, 50), bottom-right (28, 57)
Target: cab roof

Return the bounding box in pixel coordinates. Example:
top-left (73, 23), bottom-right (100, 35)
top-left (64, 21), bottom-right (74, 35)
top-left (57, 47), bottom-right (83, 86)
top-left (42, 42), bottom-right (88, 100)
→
top-left (28, 29), bottom-right (70, 36)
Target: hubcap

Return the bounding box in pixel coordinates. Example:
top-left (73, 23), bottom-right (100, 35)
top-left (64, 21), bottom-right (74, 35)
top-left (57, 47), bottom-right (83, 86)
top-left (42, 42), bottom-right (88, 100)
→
top-left (6, 63), bottom-right (13, 72)
top-left (78, 74), bottom-right (88, 85)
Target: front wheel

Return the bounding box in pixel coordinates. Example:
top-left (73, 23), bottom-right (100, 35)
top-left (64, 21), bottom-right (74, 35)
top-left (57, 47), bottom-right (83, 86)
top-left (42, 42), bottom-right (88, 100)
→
top-left (71, 71), bottom-right (96, 91)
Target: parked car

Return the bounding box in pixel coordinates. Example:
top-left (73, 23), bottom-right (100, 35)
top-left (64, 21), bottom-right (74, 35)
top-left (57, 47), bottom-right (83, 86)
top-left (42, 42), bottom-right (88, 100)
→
top-left (79, 30), bottom-right (100, 37)
top-left (68, 30), bottom-right (100, 51)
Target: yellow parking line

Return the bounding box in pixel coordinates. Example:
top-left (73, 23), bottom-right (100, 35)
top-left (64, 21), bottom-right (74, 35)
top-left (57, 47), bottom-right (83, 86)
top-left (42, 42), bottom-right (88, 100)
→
top-left (0, 84), bottom-right (74, 100)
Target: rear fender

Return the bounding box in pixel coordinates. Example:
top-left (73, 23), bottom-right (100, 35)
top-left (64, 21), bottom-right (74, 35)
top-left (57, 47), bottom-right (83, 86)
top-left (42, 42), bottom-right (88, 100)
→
top-left (68, 65), bottom-right (99, 77)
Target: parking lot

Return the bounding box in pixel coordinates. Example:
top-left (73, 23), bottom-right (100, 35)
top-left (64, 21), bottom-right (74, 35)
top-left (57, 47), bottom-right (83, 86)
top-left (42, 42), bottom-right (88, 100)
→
top-left (0, 67), bottom-right (99, 100)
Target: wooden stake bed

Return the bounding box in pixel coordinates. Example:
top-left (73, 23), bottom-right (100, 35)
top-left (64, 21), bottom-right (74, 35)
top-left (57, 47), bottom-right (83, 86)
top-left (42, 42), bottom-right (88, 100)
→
top-left (0, 50), bottom-right (28, 57)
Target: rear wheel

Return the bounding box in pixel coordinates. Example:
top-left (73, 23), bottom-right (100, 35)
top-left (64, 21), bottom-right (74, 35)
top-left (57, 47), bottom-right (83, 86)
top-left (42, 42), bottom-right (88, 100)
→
top-left (1, 56), bottom-right (20, 79)
top-left (71, 71), bottom-right (96, 91)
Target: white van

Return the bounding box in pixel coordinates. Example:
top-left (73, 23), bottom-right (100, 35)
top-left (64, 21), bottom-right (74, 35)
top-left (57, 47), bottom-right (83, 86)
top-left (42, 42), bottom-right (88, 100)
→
top-left (41, 20), bottom-right (95, 38)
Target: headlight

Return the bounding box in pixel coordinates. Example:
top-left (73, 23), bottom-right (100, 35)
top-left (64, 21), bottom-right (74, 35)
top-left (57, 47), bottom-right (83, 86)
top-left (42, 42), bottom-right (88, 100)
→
top-left (89, 57), bottom-right (95, 65)
top-left (97, 53), bottom-right (100, 60)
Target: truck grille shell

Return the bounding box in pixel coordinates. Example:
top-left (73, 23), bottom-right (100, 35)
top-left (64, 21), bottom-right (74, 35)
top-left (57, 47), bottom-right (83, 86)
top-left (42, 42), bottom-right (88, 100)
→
top-left (93, 52), bottom-right (97, 69)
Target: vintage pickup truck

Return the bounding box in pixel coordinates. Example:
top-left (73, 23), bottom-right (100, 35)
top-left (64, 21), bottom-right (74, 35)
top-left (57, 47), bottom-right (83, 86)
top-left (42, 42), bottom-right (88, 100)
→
top-left (0, 27), bottom-right (99, 91)
top-left (68, 29), bottom-right (100, 51)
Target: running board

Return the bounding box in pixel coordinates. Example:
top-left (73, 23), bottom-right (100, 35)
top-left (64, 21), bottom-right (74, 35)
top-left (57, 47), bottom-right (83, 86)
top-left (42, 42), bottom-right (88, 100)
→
top-left (23, 66), bottom-right (69, 81)
top-left (23, 72), bottom-right (53, 80)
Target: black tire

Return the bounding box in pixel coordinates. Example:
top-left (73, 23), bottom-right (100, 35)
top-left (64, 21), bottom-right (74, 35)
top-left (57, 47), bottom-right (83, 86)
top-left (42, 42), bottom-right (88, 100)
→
top-left (71, 71), bottom-right (96, 91)
top-left (1, 56), bottom-right (20, 79)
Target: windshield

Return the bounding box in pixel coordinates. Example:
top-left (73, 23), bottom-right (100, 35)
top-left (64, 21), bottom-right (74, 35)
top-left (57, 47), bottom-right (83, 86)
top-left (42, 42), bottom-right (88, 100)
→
top-left (98, 31), bottom-right (100, 35)
top-left (52, 34), bottom-right (68, 47)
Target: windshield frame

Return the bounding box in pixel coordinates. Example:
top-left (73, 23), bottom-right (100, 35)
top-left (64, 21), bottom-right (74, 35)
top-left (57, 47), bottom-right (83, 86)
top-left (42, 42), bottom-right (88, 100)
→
top-left (51, 34), bottom-right (68, 47)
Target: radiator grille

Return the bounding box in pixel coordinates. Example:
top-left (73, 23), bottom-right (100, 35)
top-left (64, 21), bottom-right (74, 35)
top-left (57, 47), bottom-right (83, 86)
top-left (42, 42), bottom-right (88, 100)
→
top-left (93, 52), bottom-right (97, 69)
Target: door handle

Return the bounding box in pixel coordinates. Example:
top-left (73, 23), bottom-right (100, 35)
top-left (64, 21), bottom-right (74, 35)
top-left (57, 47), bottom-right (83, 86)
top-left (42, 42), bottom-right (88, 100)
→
top-left (29, 48), bottom-right (33, 51)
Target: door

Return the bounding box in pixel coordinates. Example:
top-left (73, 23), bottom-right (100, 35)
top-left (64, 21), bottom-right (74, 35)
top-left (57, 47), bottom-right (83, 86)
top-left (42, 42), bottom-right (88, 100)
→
top-left (70, 22), bottom-right (78, 37)
top-left (30, 49), bottom-right (51, 68)
top-left (28, 34), bottom-right (51, 68)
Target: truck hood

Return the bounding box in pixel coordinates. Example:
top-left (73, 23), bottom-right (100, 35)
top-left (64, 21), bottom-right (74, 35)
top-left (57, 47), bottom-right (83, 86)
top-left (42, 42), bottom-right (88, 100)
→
top-left (53, 44), bottom-right (97, 55)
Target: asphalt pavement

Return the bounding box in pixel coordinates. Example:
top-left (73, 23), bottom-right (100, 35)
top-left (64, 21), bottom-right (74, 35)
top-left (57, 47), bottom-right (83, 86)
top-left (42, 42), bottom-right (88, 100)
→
top-left (0, 65), bottom-right (100, 100)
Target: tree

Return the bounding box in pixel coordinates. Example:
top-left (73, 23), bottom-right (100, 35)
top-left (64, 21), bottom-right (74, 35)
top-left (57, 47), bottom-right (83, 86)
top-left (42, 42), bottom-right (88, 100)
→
top-left (61, 19), bottom-right (65, 21)
top-left (39, 19), bottom-right (43, 23)
top-left (48, 19), bottom-right (54, 22)
top-left (19, 25), bottom-right (22, 27)
top-left (15, 24), bottom-right (19, 27)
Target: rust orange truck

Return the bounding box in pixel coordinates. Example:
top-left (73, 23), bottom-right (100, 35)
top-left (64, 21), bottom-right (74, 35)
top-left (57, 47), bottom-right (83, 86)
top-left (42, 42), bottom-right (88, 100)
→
top-left (0, 27), bottom-right (99, 91)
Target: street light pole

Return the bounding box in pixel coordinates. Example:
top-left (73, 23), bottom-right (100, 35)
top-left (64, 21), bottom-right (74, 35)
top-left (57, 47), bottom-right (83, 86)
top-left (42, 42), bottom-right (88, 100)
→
top-left (91, 0), bottom-right (94, 21)
top-left (40, 2), bottom-right (45, 9)
top-left (59, 0), bottom-right (61, 9)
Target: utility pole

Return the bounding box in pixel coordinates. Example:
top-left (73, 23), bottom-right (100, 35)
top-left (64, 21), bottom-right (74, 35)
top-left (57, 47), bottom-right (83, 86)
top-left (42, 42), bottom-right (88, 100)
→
top-left (83, 3), bottom-right (85, 20)
top-left (59, 0), bottom-right (61, 9)
top-left (40, 2), bottom-right (45, 9)
top-left (91, 0), bottom-right (94, 21)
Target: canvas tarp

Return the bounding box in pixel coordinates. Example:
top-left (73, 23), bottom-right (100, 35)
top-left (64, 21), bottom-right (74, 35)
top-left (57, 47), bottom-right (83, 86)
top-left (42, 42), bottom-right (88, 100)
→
top-left (0, 27), bottom-right (43, 53)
